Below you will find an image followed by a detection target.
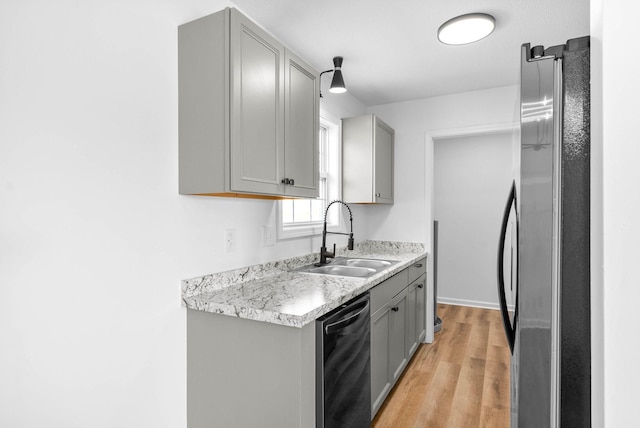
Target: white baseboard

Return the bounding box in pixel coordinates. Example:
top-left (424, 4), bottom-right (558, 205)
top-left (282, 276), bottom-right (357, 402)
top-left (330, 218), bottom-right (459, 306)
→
top-left (437, 297), bottom-right (515, 312)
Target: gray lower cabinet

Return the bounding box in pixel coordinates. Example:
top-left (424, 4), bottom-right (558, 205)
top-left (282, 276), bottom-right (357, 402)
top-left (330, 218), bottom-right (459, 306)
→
top-left (371, 288), bottom-right (409, 414)
top-left (178, 7), bottom-right (319, 198)
top-left (406, 279), bottom-right (418, 357)
top-left (370, 258), bottom-right (427, 418)
top-left (406, 274), bottom-right (427, 357)
top-left (186, 257), bottom-right (427, 426)
top-left (388, 291), bottom-right (408, 382)
top-left (187, 309), bottom-right (316, 428)
top-left (371, 306), bottom-right (391, 413)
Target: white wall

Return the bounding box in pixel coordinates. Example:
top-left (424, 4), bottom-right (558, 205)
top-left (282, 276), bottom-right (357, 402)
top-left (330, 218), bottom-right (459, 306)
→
top-left (592, 1), bottom-right (640, 426)
top-left (434, 133), bottom-right (515, 308)
top-left (0, 1), bottom-right (364, 427)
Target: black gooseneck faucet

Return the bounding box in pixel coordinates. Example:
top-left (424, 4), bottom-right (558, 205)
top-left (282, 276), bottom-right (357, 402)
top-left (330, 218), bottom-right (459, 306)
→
top-left (318, 200), bottom-right (354, 265)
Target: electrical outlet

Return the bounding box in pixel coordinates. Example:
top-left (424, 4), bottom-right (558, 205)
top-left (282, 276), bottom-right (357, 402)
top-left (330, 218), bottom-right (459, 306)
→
top-left (262, 226), bottom-right (275, 247)
top-left (225, 228), bottom-right (236, 252)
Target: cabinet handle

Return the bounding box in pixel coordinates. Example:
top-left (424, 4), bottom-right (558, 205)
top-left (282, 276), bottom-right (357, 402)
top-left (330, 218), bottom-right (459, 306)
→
top-left (281, 178), bottom-right (295, 185)
top-left (418, 284), bottom-right (424, 289)
top-left (289, 178), bottom-right (294, 185)
top-left (414, 263), bottom-right (424, 268)
top-left (376, 193), bottom-right (381, 197)
top-left (391, 306), bottom-right (399, 312)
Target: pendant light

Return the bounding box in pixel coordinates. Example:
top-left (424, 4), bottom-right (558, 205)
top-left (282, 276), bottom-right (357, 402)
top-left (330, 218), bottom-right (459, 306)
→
top-left (320, 56), bottom-right (347, 97)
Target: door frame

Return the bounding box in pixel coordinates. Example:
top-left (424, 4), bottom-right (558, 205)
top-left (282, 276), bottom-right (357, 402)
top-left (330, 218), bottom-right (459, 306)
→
top-left (423, 122), bottom-right (519, 343)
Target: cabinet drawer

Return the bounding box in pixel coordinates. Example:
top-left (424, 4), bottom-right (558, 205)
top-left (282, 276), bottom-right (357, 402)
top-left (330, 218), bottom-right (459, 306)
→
top-left (408, 257), bottom-right (427, 284)
top-left (370, 269), bottom-right (409, 314)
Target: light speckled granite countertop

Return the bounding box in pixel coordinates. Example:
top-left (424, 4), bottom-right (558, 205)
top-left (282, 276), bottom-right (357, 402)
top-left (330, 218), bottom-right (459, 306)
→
top-left (182, 240), bottom-right (427, 328)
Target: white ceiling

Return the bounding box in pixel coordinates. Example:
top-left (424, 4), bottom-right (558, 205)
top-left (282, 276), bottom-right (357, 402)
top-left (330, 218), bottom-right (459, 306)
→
top-left (232, 0), bottom-right (590, 106)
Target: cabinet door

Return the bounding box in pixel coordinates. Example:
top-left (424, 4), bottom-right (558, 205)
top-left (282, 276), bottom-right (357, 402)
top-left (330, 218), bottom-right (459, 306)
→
top-left (283, 51), bottom-right (319, 197)
top-left (229, 9), bottom-right (285, 194)
top-left (416, 276), bottom-right (426, 344)
top-left (405, 275), bottom-right (427, 359)
top-left (373, 119), bottom-right (394, 203)
top-left (405, 282), bottom-right (418, 358)
top-left (388, 294), bottom-right (407, 382)
top-left (371, 307), bottom-right (391, 417)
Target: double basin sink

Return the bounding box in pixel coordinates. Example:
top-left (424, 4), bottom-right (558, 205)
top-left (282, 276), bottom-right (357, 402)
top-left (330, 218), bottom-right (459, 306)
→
top-left (293, 257), bottom-right (399, 278)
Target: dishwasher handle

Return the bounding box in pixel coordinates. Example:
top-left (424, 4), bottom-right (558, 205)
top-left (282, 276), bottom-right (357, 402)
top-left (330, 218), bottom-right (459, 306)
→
top-left (325, 299), bottom-right (370, 335)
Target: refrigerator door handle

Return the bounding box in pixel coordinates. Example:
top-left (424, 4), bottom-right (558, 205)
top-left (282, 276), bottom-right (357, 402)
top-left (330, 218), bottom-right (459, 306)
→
top-left (497, 179), bottom-right (518, 353)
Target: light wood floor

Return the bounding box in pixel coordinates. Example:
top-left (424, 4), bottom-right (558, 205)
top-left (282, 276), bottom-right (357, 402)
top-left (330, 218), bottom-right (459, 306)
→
top-left (372, 304), bottom-right (511, 428)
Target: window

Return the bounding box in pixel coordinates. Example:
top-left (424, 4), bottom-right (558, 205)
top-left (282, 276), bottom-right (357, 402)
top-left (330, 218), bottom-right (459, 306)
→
top-left (278, 115), bottom-right (341, 239)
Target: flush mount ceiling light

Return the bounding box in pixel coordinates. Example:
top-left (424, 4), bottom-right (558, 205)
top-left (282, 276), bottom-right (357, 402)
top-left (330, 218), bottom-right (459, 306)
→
top-left (437, 13), bottom-right (496, 45)
top-left (319, 56), bottom-right (346, 98)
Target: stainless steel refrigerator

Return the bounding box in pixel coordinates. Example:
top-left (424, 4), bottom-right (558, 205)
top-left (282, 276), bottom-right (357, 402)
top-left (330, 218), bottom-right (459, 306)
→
top-left (497, 37), bottom-right (591, 427)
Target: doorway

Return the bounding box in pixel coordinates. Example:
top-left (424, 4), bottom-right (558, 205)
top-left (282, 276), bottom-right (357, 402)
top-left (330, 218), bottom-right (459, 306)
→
top-left (431, 127), bottom-right (518, 309)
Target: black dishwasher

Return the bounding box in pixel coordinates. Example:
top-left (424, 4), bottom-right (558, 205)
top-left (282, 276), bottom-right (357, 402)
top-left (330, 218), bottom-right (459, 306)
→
top-left (316, 292), bottom-right (371, 428)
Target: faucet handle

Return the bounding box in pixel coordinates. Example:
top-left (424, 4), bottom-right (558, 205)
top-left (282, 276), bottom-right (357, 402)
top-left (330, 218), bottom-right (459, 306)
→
top-left (332, 243), bottom-right (336, 256)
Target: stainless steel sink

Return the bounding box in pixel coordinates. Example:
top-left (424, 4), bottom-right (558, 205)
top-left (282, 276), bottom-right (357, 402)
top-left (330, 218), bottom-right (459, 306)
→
top-left (293, 257), bottom-right (399, 278)
top-left (332, 258), bottom-right (395, 269)
top-left (308, 265), bottom-right (376, 277)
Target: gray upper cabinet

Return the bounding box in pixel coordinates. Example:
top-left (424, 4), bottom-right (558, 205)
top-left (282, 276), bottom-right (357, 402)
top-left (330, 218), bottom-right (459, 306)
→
top-left (342, 114), bottom-right (394, 204)
top-left (283, 50), bottom-right (320, 197)
top-left (178, 8), bottom-right (319, 198)
top-left (229, 10), bottom-right (284, 196)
